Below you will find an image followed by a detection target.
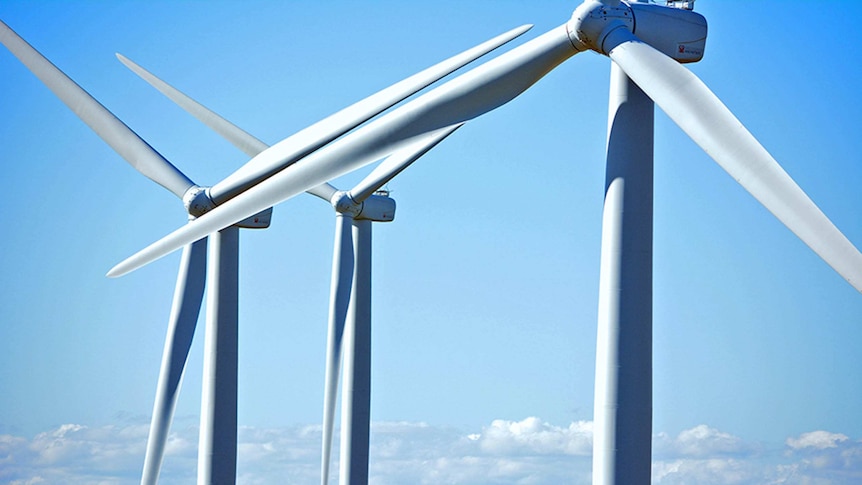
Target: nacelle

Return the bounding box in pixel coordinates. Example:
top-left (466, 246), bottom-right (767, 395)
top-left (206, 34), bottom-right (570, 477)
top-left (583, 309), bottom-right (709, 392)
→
top-left (568, 0), bottom-right (707, 63)
top-left (630, 2), bottom-right (706, 63)
top-left (236, 207), bottom-right (273, 228)
top-left (356, 194), bottom-right (395, 222)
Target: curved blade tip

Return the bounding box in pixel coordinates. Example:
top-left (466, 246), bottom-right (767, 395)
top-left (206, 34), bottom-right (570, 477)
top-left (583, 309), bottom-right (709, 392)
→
top-left (106, 265), bottom-right (126, 279)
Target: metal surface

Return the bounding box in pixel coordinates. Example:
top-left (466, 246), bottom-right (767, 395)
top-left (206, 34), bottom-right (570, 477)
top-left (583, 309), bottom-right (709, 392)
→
top-left (141, 239), bottom-right (208, 485)
top-left (593, 63), bottom-right (654, 485)
top-left (197, 227), bottom-right (240, 485)
top-left (339, 219), bottom-right (372, 485)
top-left (321, 213), bottom-right (356, 485)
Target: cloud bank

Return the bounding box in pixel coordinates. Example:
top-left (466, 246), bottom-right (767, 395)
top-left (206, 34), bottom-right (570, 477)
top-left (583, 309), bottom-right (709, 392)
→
top-left (1, 418), bottom-right (861, 484)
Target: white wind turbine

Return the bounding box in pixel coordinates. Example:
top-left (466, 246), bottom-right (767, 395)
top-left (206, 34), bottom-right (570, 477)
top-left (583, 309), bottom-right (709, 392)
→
top-left (103, 2), bottom-right (862, 484)
top-left (0, 17), bottom-right (526, 485)
top-left (114, 53), bottom-right (462, 485)
top-left (315, 127), bottom-right (463, 485)
top-left (0, 19), bottom-right (273, 484)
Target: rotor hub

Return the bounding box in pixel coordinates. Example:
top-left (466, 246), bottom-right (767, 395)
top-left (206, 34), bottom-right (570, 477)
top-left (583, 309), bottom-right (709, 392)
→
top-left (331, 191), bottom-right (363, 218)
top-left (567, 0), bottom-right (634, 54)
top-left (183, 185), bottom-right (216, 218)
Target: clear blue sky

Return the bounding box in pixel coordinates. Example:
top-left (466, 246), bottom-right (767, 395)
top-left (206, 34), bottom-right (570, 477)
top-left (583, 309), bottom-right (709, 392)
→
top-left (1, 1), bottom-right (860, 483)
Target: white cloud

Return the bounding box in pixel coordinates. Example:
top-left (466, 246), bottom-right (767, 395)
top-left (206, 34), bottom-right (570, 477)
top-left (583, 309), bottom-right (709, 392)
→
top-left (0, 423), bottom-right (153, 484)
top-left (652, 457), bottom-right (762, 485)
top-left (366, 418), bottom-right (592, 484)
top-left (779, 430), bottom-right (862, 482)
top-left (786, 430), bottom-right (849, 450)
top-left (655, 424), bottom-right (751, 458)
top-left (651, 425), bottom-right (765, 484)
top-left (474, 417), bottom-right (593, 456)
top-left (2, 420), bottom-right (861, 484)
top-left (651, 426), bottom-right (862, 484)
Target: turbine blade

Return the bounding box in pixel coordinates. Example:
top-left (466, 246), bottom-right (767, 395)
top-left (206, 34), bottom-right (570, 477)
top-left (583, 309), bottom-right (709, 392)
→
top-left (321, 214), bottom-right (355, 485)
top-left (107, 24), bottom-right (581, 277)
top-left (141, 238), bottom-right (207, 485)
top-left (116, 53), bottom-right (269, 158)
top-left (0, 20), bottom-right (194, 199)
top-left (115, 53), bottom-right (338, 203)
top-left (207, 24), bottom-right (534, 204)
top-left (348, 123), bottom-right (463, 204)
top-left (605, 29), bottom-right (862, 292)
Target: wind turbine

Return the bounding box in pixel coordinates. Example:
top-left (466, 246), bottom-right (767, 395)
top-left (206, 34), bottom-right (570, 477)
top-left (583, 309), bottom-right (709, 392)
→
top-left (102, 2), bottom-right (862, 484)
top-left (114, 53), bottom-right (462, 484)
top-left (0, 16), bottom-right (526, 485)
top-left (317, 127), bottom-right (463, 485)
top-left (0, 18), bottom-right (274, 484)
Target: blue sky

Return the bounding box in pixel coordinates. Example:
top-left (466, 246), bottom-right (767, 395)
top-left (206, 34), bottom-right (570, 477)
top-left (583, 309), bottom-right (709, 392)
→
top-left (1, 1), bottom-right (861, 483)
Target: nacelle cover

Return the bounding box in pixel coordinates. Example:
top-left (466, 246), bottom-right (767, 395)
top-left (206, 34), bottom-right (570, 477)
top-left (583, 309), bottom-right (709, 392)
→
top-left (356, 194), bottom-right (395, 222)
top-left (630, 2), bottom-right (707, 63)
top-left (236, 206), bottom-right (273, 228)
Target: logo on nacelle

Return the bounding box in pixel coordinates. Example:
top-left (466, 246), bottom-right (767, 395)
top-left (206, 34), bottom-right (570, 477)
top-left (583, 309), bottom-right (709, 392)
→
top-left (677, 43), bottom-right (703, 59)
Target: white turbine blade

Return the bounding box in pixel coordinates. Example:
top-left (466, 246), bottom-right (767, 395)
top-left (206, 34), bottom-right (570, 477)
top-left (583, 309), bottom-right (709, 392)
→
top-left (207, 24), bottom-right (533, 204)
top-left (115, 53), bottom-right (338, 203)
top-left (141, 238), bottom-right (207, 485)
top-left (117, 53), bottom-right (269, 158)
top-left (605, 29), bottom-right (862, 292)
top-left (321, 214), bottom-right (355, 485)
top-left (107, 23), bottom-right (582, 277)
top-left (0, 20), bottom-right (194, 199)
top-left (348, 123), bottom-right (463, 204)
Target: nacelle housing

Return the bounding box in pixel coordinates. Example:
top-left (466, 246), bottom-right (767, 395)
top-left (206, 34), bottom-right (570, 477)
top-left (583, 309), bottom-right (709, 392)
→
top-left (568, 0), bottom-right (707, 63)
top-left (630, 2), bottom-right (706, 63)
top-left (356, 194), bottom-right (395, 222)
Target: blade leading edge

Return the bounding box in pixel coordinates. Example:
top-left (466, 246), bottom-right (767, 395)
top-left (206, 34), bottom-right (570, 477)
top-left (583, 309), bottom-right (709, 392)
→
top-left (320, 214), bottom-right (355, 485)
top-left (604, 28), bottom-right (862, 292)
top-left (141, 238), bottom-right (207, 485)
top-left (0, 20), bottom-right (194, 199)
top-left (348, 123), bottom-right (463, 204)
